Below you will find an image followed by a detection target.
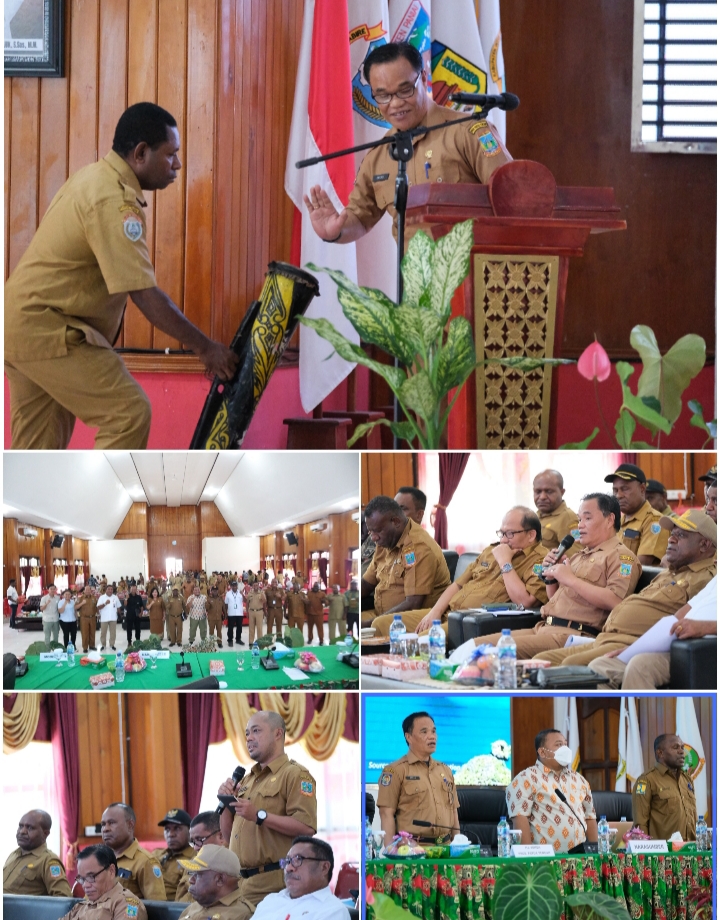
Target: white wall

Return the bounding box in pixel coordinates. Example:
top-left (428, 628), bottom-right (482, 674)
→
top-left (89, 539), bottom-right (147, 582)
top-left (202, 537), bottom-right (259, 574)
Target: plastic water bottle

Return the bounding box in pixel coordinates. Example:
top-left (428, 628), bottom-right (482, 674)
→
top-left (496, 629), bottom-right (517, 689)
top-left (598, 815), bottom-right (610, 854)
top-left (388, 616), bottom-right (406, 655)
top-left (695, 816), bottom-right (708, 851)
top-left (428, 621), bottom-right (446, 663)
top-left (365, 817), bottom-right (374, 859)
top-left (497, 817), bottom-right (510, 857)
top-left (251, 641), bottom-right (260, 669)
top-left (115, 650), bottom-right (125, 683)
top-left (66, 642), bottom-right (75, 668)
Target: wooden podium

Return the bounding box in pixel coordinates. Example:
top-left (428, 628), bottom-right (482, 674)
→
top-left (405, 160), bottom-right (626, 449)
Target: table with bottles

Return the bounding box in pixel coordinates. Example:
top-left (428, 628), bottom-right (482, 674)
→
top-left (366, 848), bottom-right (713, 920)
top-left (14, 644), bottom-right (359, 690)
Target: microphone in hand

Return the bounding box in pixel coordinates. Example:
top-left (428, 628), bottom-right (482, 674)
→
top-left (541, 535), bottom-right (575, 584)
top-left (216, 765), bottom-right (246, 814)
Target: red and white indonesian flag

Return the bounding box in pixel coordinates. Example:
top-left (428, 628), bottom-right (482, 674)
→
top-left (553, 697), bottom-right (581, 772)
top-left (477, 0), bottom-right (506, 141)
top-left (285, 0), bottom-right (359, 412)
top-left (676, 698), bottom-right (707, 818)
top-left (615, 697), bottom-right (645, 792)
top-left (348, 0), bottom-right (397, 300)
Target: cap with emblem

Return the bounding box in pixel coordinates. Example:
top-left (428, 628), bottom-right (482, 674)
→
top-left (178, 845), bottom-right (240, 876)
top-left (659, 508), bottom-right (717, 544)
top-left (158, 808), bottom-right (191, 827)
top-left (604, 463), bottom-right (646, 484)
top-left (646, 479), bottom-right (666, 495)
top-left (699, 465), bottom-right (717, 483)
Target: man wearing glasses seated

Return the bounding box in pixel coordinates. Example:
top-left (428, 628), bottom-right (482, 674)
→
top-left (303, 41), bottom-right (511, 245)
top-left (175, 811), bottom-right (228, 903)
top-left (251, 838), bottom-right (350, 920)
top-left (177, 845), bottom-right (244, 919)
top-left (371, 506), bottom-right (548, 637)
top-left (59, 844), bottom-right (147, 920)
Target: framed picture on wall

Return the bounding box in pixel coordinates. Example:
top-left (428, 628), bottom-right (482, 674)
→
top-left (4, 0), bottom-right (64, 77)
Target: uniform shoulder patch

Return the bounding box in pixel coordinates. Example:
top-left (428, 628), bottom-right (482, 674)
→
top-left (123, 212), bottom-right (143, 242)
top-left (152, 865), bottom-right (162, 878)
top-left (620, 563), bottom-right (633, 577)
top-left (49, 864), bottom-right (62, 877)
top-left (635, 781), bottom-right (647, 795)
top-left (532, 563), bottom-right (543, 576)
top-left (477, 131), bottom-right (500, 156)
top-left (404, 551), bottom-right (416, 567)
top-left (126, 906), bottom-right (139, 918)
top-left (300, 780), bottom-right (314, 795)
top-left (650, 522), bottom-right (662, 534)
top-left (380, 771), bottom-right (393, 786)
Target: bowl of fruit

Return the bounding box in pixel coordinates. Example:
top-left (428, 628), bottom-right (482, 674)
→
top-left (294, 651), bottom-right (324, 673)
top-left (124, 652), bottom-right (146, 673)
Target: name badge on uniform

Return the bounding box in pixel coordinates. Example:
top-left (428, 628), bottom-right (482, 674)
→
top-left (404, 552), bottom-right (416, 567)
top-left (373, 173), bottom-right (390, 182)
top-left (117, 868), bottom-right (132, 878)
top-left (624, 528), bottom-right (641, 539)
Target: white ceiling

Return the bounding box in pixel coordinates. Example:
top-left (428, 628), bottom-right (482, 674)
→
top-left (4, 452), bottom-right (359, 541)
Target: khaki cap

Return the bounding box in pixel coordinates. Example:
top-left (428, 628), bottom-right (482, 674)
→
top-left (178, 844), bottom-right (240, 876)
top-left (660, 509), bottom-right (717, 545)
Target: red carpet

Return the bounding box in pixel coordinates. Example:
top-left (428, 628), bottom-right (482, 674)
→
top-left (4, 363), bottom-right (714, 450)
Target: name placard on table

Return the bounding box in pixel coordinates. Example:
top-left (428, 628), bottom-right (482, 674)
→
top-left (138, 650), bottom-right (171, 659)
top-left (511, 844), bottom-right (555, 857)
top-left (39, 652), bottom-right (67, 661)
top-left (626, 840), bottom-right (669, 854)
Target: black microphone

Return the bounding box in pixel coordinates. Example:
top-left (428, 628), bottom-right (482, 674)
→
top-left (541, 534), bottom-right (576, 584)
top-left (412, 819), bottom-right (480, 845)
top-left (215, 765), bottom-right (246, 814)
top-left (448, 91), bottom-right (520, 111)
top-left (554, 787), bottom-right (587, 833)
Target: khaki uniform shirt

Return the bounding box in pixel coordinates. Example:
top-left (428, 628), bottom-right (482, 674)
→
top-left (178, 886), bottom-right (244, 920)
top-left (164, 597), bottom-right (186, 618)
top-left (286, 592), bottom-right (308, 619)
top-left (345, 590), bottom-right (359, 616)
top-left (539, 502), bottom-right (581, 554)
top-left (230, 754), bottom-right (317, 869)
top-left (153, 845), bottom-right (195, 901)
top-left (307, 593), bottom-right (327, 617)
top-left (540, 537), bottom-right (641, 630)
top-left (60, 881), bottom-right (147, 920)
top-left (376, 752), bottom-right (459, 840)
top-left (449, 542), bottom-right (549, 614)
top-left (265, 587), bottom-right (285, 611)
top-left (347, 102), bottom-right (511, 240)
top-left (632, 763), bottom-right (698, 841)
top-left (115, 839), bottom-right (166, 901)
top-left (507, 761), bottom-right (596, 853)
top-left (598, 557), bottom-right (717, 644)
top-left (5, 151), bottom-right (156, 362)
top-left (328, 594), bottom-right (347, 618)
top-left (206, 597), bottom-right (226, 622)
top-left (77, 596), bottom-right (99, 619)
top-left (621, 501), bottom-right (670, 561)
top-left (247, 590), bottom-right (267, 613)
top-left (3, 843), bottom-right (72, 896)
top-left (364, 519), bottom-right (451, 616)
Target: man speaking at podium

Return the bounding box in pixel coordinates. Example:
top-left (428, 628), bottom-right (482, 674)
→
top-left (304, 42), bottom-right (511, 246)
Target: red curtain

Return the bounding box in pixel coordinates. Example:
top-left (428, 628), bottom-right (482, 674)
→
top-left (48, 695), bottom-right (80, 876)
top-left (179, 694), bottom-right (220, 817)
top-left (433, 453), bottom-right (470, 548)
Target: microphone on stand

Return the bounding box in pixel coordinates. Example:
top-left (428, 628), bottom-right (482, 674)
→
top-left (541, 535), bottom-right (576, 584)
top-left (448, 92), bottom-right (520, 111)
top-left (215, 765), bottom-right (246, 814)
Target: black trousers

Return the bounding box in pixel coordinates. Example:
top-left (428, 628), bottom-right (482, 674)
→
top-left (8, 603), bottom-right (17, 628)
top-left (125, 612), bottom-right (142, 644)
top-left (227, 615), bottom-right (244, 645)
top-left (60, 621), bottom-right (78, 647)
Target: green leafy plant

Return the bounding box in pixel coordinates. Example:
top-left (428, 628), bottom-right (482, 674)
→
top-left (126, 634), bottom-right (163, 653)
top-left (26, 640), bottom-right (64, 656)
top-left (491, 861), bottom-right (562, 920)
top-left (686, 882), bottom-right (712, 920)
top-left (301, 220), bottom-right (480, 448)
top-left (563, 326), bottom-right (710, 449)
top-left (366, 890), bottom-right (415, 920)
top-left (565, 891), bottom-right (632, 920)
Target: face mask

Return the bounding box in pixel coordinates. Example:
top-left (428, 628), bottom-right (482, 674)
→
top-left (551, 745), bottom-right (574, 767)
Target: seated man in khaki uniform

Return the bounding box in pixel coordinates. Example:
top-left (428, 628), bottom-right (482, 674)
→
top-left (632, 734), bottom-right (698, 841)
top-left (373, 506), bottom-right (548, 637)
top-left (394, 487), bottom-right (426, 526)
top-left (377, 712), bottom-right (459, 846)
top-left (362, 495), bottom-right (451, 628)
top-left (537, 509), bottom-right (717, 667)
top-left (605, 463), bottom-right (669, 565)
top-left (153, 809), bottom-right (195, 901)
top-left (60, 845), bottom-right (147, 920)
top-left (3, 810), bottom-right (72, 896)
top-left (479, 493), bottom-right (641, 658)
top-left (100, 803), bottom-right (166, 900)
top-left (645, 479), bottom-right (675, 517)
top-left (178, 845), bottom-right (243, 920)
top-left (533, 469), bottom-right (581, 553)
top-left (5, 102), bottom-right (237, 450)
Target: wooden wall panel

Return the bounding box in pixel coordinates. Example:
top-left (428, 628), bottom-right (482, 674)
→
top-left (114, 502), bottom-right (149, 539)
top-left (199, 501), bottom-right (233, 538)
top-left (77, 694), bottom-right (127, 846)
top-left (634, 452), bottom-right (716, 506)
top-left (148, 506), bottom-right (201, 574)
top-left (125, 694), bottom-right (184, 841)
top-left (501, 0), bottom-right (715, 358)
top-left (361, 452), bottom-right (416, 506)
top-left (8, 79), bottom-right (40, 275)
top-left (511, 697), bottom-right (554, 774)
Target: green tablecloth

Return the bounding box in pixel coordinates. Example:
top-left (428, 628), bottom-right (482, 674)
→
top-left (15, 646), bottom-right (359, 690)
top-left (367, 853), bottom-right (713, 920)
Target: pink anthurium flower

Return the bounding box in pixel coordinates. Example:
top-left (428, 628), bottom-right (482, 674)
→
top-left (577, 340), bottom-right (611, 382)
top-left (366, 883), bottom-right (375, 905)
